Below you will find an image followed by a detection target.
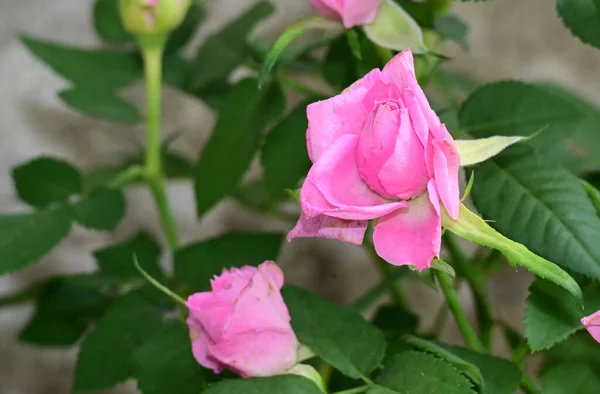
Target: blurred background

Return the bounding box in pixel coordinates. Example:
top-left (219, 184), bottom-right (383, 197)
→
top-left (1, 0), bottom-right (599, 392)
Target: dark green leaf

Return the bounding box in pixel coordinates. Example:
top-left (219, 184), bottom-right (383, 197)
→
top-left (323, 36), bottom-right (359, 90)
top-left (525, 279), bottom-right (600, 351)
top-left (133, 319), bottom-right (206, 394)
top-left (394, 0), bottom-right (435, 28)
top-left (282, 286), bottom-right (386, 379)
top-left (0, 207), bottom-right (72, 275)
top-left (262, 102), bottom-right (311, 199)
top-left (581, 180), bottom-right (600, 216)
top-left (13, 157), bottom-right (83, 208)
top-left (72, 188), bottom-right (126, 231)
top-left (59, 88), bottom-right (141, 124)
top-left (231, 179), bottom-right (276, 212)
top-left (165, 3), bottom-right (205, 53)
top-left (469, 150), bottom-right (600, 279)
top-left (369, 351), bottom-right (475, 394)
top-left (73, 290), bottom-right (166, 392)
top-left (174, 232), bottom-right (283, 292)
top-left (188, 2), bottom-right (274, 90)
top-left (203, 375), bottom-right (322, 394)
top-left (21, 35), bottom-right (141, 90)
top-left (372, 305), bottom-right (419, 337)
top-left (346, 29), bottom-right (362, 60)
top-left (557, 0), bottom-right (600, 50)
top-left (541, 363), bottom-right (600, 394)
top-left (543, 332), bottom-right (600, 375)
top-left (93, 0), bottom-right (132, 43)
top-left (435, 14), bottom-right (469, 51)
top-left (194, 79), bottom-right (283, 217)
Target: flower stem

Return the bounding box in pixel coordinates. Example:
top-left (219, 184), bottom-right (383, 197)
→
top-left (520, 373), bottom-right (540, 394)
top-left (436, 271), bottom-right (485, 353)
top-left (140, 37), bottom-right (180, 250)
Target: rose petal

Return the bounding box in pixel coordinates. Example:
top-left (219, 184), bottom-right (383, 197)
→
top-left (582, 310), bottom-right (600, 343)
top-left (307, 0), bottom-right (342, 22)
top-left (287, 211), bottom-right (368, 245)
top-left (433, 128), bottom-right (460, 219)
top-left (341, 0), bottom-right (382, 28)
top-left (187, 315), bottom-right (224, 373)
top-left (301, 134), bottom-right (406, 220)
top-left (186, 292), bottom-right (231, 342)
top-left (257, 260), bottom-right (285, 290)
top-left (372, 192), bottom-right (441, 270)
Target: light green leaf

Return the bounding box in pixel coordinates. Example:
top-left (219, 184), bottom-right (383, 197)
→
top-left (541, 363), bottom-right (600, 394)
top-left (12, 157), bottom-right (83, 208)
top-left (363, 0), bottom-right (427, 53)
top-left (435, 14), bottom-right (469, 51)
top-left (203, 375), bottom-right (323, 394)
top-left (93, 0), bottom-right (132, 43)
top-left (441, 204), bottom-right (583, 304)
top-left (430, 258), bottom-right (456, 278)
top-left (556, 0), bottom-right (600, 50)
top-left (59, 88), bottom-right (141, 124)
top-left (455, 135), bottom-right (528, 167)
top-left (0, 207), bottom-right (72, 275)
top-left (282, 286), bottom-right (386, 379)
top-left (368, 351), bottom-right (475, 394)
top-left (174, 232), bottom-right (283, 292)
top-left (133, 319), bottom-right (207, 394)
top-left (286, 365), bottom-right (327, 393)
top-left (72, 188), bottom-right (126, 231)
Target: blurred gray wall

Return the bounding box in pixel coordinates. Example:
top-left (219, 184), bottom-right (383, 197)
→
top-left (0, 0), bottom-right (599, 392)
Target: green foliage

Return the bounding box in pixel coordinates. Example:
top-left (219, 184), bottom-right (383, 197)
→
top-left (541, 363), bottom-right (600, 394)
top-left (133, 319), bottom-right (207, 394)
top-left (543, 332), bottom-right (600, 375)
top-left (282, 286), bottom-right (386, 379)
top-left (369, 351), bottom-right (475, 394)
top-left (93, 0), bottom-right (132, 43)
top-left (165, 3), bottom-right (206, 53)
top-left (203, 375), bottom-right (323, 394)
top-left (194, 79), bottom-right (284, 217)
top-left (58, 88), bottom-right (141, 124)
top-left (174, 232), bottom-right (283, 292)
top-left (72, 188), bottom-right (127, 231)
top-left (371, 305), bottom-right (419, 338)
top-left (556, 0), bottom-right (600, 50)
top-left (435, 15), bottom-right (469, 51)
top-left (12, 157), bottom-right (83, 208)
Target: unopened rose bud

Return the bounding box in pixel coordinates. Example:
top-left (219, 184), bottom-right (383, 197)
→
top-left (119, 0), bottom-right (191, 38)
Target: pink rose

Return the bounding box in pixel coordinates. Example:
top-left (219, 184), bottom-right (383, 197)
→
top-left (288, 49), bottom-right (460, 271)
top-left (582, 310), bottom-right (600, 343)
top-left (308, 0), bottom-right (382, 28)
top-left (186, 261), bottom-right (299, 377)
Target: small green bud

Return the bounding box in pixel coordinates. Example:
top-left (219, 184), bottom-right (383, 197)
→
top-left (119, 0), bottom-right (191, 37)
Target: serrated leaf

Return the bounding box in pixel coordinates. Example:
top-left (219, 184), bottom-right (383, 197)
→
top-left (435, 14), bottom-right (469, 51)
top-left (194, 79), bottom-right (284, 217)
top-left (21, 35), bottom-right (141, 90)
top-left (133, 319), bottom-right (206, 394)
top-left (188, 2), bottom-right (274, 90)
top-left (72, 188), bottom-right (126, 231)
top-left (541, 363), bottom-right (600, 394)
top-left (174, 232), bottom-right (283, 292)
top-left (73, 290), bottom-right (166, 392)
top-left (93, 0), bottom-right (132, 43)
top-left (262, 102), bottom-right (311, 199)
top-left (368, 351), bottom-right (475, 394)
top-left (0, 207), bottom-right (72, 275)
top-left (469, 150), bottom-right (600, 280)
top-left (557, 0), bottom-right (600, 50)
top-left (282, 286), bottom-right (386, 379)
top-left (12, 157), bottom-right (83, 208)
top-left (525, 280), bottom-right (600, 351)
top-left (59, 88), bottom-right (141, 124)
top-left (203, 375), bottom-right (323, 394)
top-left (165, 3), bottom-right (205, 53)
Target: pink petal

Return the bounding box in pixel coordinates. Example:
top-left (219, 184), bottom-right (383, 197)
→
top-left (210, 266), bottom-right (255, 293)
top-left (372, 192), bottom-right (441, 270)
top-left (378, 109), bottom-right (429, 200)
top-left (432, 128), bottom-right (460, 219)
top-left (582, 310), bottom-right (600, 343)
top-left (186, 292), bottom-right (231, 342)
top-left (257, 260), bottom-right (285, 290)
top-left (186, 315), bottom-right (225, 373)
top-left (208, 329), bottom-right (298, 378)
top-left (301, 134), bottom-right (406, 220)
top-left (287, 211), bottom-right (368, 245)
top-left (341, 0), bottom-right (382, 28)
top-left (307, 0), bottom-right (343, 21)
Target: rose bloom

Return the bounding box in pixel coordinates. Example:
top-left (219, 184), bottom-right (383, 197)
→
top-left (288, 49), bottom-right (460, 271)
top-left (186, 261), bottom-right (299, 377)
top-left (307, 0), bottom-right (382, 28)
top-left (582, 310), bottom-right (600, 343)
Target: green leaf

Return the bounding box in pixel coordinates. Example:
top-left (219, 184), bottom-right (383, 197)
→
top-left (174, 232), bottom-right (283, 292)
top-left (468, 150), bottom-right (600, 280)
top-left (371, 305), bottom-right (419, 337)
top-left (19, 276), bottom-right (110, 346)
top-left (455, 135), bottom-right (528, 167)
top-left (93, 0), bottom-right (132, 43)
top-left (231, 179), bottom-right (276, 212)
top-left (459, 81), bottom-right (584, 158)
top-left (165, 3), bottom-right (205, 53)
top-left (133, 319), bottom-right (206, 394)
top-left (543, 331), bottom-right (600, 375)
top-left (72, 188), bottom-right (126, 231)
top-left (21, 35), bottom-right (141, 90)
top-left (368, 351), bottom-right (475, 394)
top-left (282, 286), bottom-right (386, 379)
top-left (203, 375), bottom-right (323, 394)
top-left (435, 14), bottom-right (469, 51)
top-left (581, 180), bottom-right (600, 215)
top-left (525, 279), bottom-right (600, 351)
top-left (346, 29), bottom-right (363, 60)
top-left (194, 79), bottom-right (283, 217)
top-left (541, 363), bottom-right (600, 394)
top-left (262, 102), bottom-right (312, 199)
top-left (73, 290), bottom-right (166, 392)
top-left (557, 0), bottom-right (600, 50)
top-left (323, 36), bottom-right (360, 91)
top-left (0, 207), bottom-right (72, 275)
top-left (59, 88), bottom-right (141, 124)
top-left (442, 204), bottom-right (583, 304)
top-left (188, 2), bottom-right (274, 90)
top-left (13, 157), bottom-right (83, 208)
